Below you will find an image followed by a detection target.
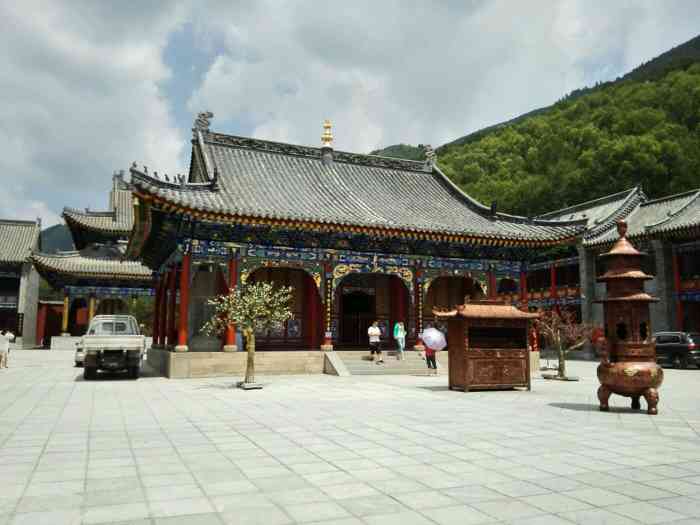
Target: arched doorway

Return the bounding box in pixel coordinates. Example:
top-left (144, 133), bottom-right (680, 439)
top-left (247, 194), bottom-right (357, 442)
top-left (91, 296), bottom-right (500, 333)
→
top-left (424, 276), bottom-right (484, 330)
top-left (334, 273), bottom-right (410, 348)
top-left (248, 267), bottom-right (322, 350)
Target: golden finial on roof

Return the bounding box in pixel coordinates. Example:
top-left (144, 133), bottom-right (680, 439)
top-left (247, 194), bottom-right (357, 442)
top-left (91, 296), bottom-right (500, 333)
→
top-left (321, 119), bottom-right (333, 147)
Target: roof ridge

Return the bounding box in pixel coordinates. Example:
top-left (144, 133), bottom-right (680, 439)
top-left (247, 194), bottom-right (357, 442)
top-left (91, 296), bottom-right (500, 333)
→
top-left (640, 188), bottom-right (700, 207)
top-left (645, 189), bottom-right (700, 230)
top-left (584, 186), bottom-right (646, 239)
top-left (32, 250), bottom-right (149, 265)
top-left (0, 218), bottom-right (40, 226)
top-left (203, 131), bottom-right (429, 173)
top-left (537, 187), bottom-right (639, 219)
top-left (130, 166), bottom-right (214, 191)
top-left (64, 207), bottom-right (116, 218)
top-left (432, 164), bottom-right (587, 229)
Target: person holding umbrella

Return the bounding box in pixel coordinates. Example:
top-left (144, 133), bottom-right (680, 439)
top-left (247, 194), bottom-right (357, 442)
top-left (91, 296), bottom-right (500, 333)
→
top-left (421, 326), bottom-right (446, 376)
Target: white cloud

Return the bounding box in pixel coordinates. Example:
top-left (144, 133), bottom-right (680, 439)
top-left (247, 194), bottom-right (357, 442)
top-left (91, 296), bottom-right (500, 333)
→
top-left (0, 1), bottom-right (188, 226)
top-left (1, 1), bottom-right (699, 227)
top-left (188, 1), bottom-right (700, 152)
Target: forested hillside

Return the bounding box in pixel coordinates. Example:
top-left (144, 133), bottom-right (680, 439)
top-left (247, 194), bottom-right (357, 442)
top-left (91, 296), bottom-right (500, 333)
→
top-left (440, 64), bottom-right (700, 215)
top-left (373, 35), bottom-right (700, 216)
top-left (369, 143), bottom-right (425, 161)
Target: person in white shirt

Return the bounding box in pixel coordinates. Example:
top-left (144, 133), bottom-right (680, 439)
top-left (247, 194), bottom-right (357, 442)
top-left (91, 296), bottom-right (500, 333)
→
top-left (0, 329), bottom-right (14, 368)
top-left (367, 321), bottom-right (383, 364)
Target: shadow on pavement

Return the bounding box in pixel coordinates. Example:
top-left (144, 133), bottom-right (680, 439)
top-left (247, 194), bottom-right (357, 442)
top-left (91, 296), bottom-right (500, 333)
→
top-left (74, 363), bottom-right (161, 382)
top-left (417, 385), bottom-right (451, 392)
top-left (549, 402), bottom-right (650, 414)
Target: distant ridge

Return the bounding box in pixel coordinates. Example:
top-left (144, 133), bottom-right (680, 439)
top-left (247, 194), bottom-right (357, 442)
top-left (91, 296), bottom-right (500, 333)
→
top-left (370, 33), bottom-right (700, 217)
top-left (372, 34), bottom-right (700, 158)
top-left (40, 224), bottom-right (74, 254)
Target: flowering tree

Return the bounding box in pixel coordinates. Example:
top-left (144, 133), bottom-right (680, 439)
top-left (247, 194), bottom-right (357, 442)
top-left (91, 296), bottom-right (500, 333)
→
top-left (202, 282), bottom-right (293, 386)
top-left (534, 308), bottom-right (597, 380)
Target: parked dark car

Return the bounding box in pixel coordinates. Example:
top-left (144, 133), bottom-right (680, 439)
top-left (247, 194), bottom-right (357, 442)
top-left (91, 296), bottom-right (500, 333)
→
top-left (653, 332), bottom-right (700, 369)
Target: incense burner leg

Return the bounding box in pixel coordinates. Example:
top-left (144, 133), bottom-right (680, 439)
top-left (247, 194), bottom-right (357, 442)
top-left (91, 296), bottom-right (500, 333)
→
top-left (598, 385), bottom-right (611, 412)
top-left (643, 387), bottom-right (659, 415)
top-left (631, 395), bottom-right (641, 410)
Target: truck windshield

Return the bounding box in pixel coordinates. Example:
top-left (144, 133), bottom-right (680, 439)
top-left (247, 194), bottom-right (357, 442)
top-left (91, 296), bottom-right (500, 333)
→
top-left (89, 319), bottom-right (138, 335)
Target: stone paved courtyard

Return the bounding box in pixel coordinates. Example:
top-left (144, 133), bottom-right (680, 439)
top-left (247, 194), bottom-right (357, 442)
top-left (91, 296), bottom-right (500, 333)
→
top-left (1, 350), bottom-right (700, 525)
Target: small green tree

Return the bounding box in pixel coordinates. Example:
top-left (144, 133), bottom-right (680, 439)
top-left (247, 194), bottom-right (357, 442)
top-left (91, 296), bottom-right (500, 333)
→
top-left (201, 282), bottom-right (293, 386)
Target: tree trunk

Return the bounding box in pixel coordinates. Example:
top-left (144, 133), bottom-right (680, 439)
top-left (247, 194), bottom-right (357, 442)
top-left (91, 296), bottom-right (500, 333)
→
top-left (557, 342), bottom-right (567, 379)
top-left (245, 330), bottom-right (256, 384)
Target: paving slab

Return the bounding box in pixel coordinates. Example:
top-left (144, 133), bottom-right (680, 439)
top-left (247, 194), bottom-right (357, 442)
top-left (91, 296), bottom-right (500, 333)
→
top-left (2, 355), bottom-right (700, 525)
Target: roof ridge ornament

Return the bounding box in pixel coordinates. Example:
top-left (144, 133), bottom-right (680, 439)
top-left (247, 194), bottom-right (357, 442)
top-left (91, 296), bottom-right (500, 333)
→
top-left (321, 120), bottom-right (334, 166)
top-left (321, 119), bottom-right (333, 147)
top-left (423, 144), bottom-right (436, 169)
top-left (193, 111), bottom-right (214, 136)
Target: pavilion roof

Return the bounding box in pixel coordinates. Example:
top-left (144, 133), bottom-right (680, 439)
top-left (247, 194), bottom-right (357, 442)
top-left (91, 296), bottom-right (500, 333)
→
top-left (435, 302), bottom-right (540, 320)
top-left (0, 219), bottom-right (41, 265)
top-left (31, 243), bottom-right (152, 288)
top-left (585, 189), bottom-right (700, 247)
top-left (63, 174), bottom-right (134, 249)
top-left (129, 124), bottom-right (585, 248)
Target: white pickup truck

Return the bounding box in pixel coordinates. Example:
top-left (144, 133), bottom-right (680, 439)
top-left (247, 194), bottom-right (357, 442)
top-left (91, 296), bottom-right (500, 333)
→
top-left (80, 315), bottom-right (145, 380)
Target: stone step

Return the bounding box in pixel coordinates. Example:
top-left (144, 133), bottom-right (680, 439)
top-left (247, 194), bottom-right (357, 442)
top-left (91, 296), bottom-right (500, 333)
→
top-left (336, 351), bottom-right (446, 376)
top-left (350, 368), bottom-right (445, 376)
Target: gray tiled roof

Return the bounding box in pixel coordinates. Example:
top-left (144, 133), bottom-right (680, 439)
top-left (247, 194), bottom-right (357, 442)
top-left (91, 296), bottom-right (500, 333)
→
top-left (585, 190), bottom-right (700, 246)
top-left (649, 191), bottom-right (700, 235)
top-left (537, 187), bottom-right (645, 240)
top-left (130, 131), bottom-right (584, 243)
top-left (0, 219), bottom-right (40, 264)
top-left (63, 181), bottom-right (134, 234)
top-left (31, 250), bottom-right (152, 280)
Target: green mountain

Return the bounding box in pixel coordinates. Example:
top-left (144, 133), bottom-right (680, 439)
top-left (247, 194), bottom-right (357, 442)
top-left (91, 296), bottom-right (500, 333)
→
top-left (372, 34), bottom-right (700, 216)
top-left (40, 224), bottom-right (74, 253)
top-left (370, 143), bottom-right (425, 161)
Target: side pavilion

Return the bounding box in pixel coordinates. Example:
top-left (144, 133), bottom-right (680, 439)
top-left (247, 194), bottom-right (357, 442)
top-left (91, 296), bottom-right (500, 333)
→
top-left (126, 115), bottom-right (584, 376)
top-left (0, 219), bottom-right (41, 348)
top-left (31, 172), bottom-right (153, 346)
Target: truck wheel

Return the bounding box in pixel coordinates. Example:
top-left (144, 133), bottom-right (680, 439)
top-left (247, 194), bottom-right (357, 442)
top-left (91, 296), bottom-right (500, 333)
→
top-left (84, 367), bottom-right (97, 380)
top-left (128, 366), bottom-right (140, 379)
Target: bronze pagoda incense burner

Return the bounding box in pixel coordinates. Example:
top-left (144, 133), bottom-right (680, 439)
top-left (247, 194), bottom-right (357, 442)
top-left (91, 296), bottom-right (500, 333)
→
top-left (596, 220), bottom-right (663, 415)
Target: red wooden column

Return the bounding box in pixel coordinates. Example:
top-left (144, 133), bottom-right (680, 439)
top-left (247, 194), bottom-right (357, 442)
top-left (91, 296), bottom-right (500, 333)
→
top-left (304, 274), bottom-right (320, 349)
top-left (175, 254), bottom-right (191, 352)
top-left (153, 277), bottom-right (162, 347)
top-left (223, 257), bottom-right (238, 351)
top-left (488, 270), bottom-right (498, 299)
top-left (167, 268), bottom-right (177, 347)
top-left (159, 273), bottom-right (169, 348)
top-left (672, 251), bottom-right (684, 330)
top-left (36, 303), bottom-right (47, 348)
top-left (550, 263), bottom-right (558, 312)
top-left (519, 271), bottom-right (529, 311)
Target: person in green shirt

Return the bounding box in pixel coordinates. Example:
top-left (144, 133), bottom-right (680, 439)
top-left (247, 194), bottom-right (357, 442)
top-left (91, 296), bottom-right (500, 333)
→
top-left (393, 321), bottom-right (406, 360)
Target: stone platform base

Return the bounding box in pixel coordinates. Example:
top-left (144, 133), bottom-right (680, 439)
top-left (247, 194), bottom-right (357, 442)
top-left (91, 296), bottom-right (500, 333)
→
top-left (50, 336), bottom-right (81, 350)
top-left (147, 348), bottom-right (325, 379)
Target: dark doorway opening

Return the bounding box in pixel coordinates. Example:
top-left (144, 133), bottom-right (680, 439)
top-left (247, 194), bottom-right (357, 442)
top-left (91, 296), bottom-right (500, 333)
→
top-left (341, 291), bottom-right (374, 346)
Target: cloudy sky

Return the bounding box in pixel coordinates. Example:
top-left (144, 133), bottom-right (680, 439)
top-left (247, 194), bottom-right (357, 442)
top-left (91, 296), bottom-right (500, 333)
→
top-left (1, 1), bottom-right (698, 226)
